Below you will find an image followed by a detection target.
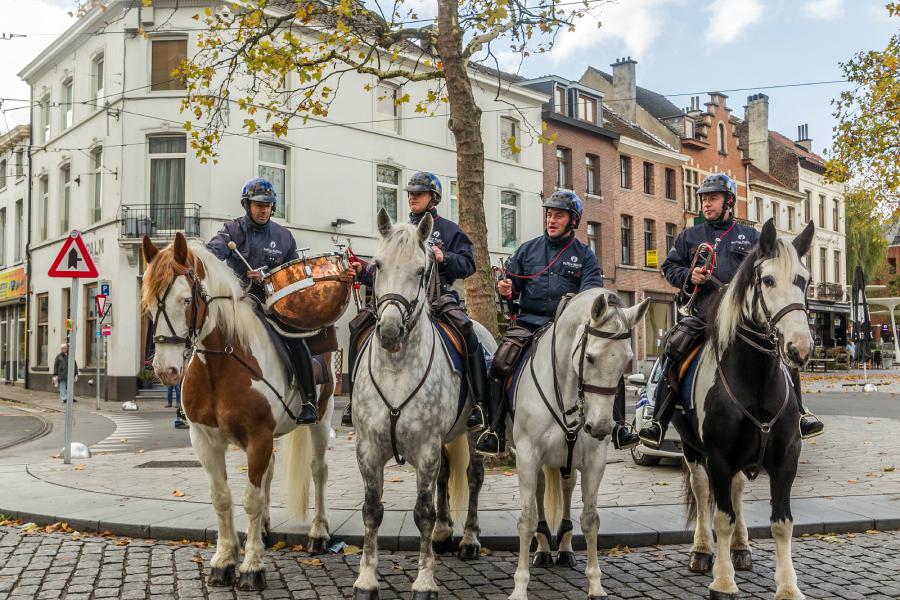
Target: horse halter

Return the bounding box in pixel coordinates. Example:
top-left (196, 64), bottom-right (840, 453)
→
top-left (372, 244), bottom-right (436, 343)
top-left (151, 268), bottom-right (216, 358)
top-left (749, 266), bottom-right (810, 361)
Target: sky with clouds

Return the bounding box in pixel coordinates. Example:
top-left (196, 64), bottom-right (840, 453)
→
top-left (1, 0), bottom-right (896, 157)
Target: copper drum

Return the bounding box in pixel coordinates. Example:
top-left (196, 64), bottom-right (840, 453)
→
top-left (263, 253), bottom-right (353, 331)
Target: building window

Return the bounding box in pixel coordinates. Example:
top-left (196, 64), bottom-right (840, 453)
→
top-left (149, 135), bottom-right (186, 229)
top-left (92, 54), bottom-right (105, 104)
top-left (665, 223), bottom-right (676, 253)
top-left (804, 190), bottom-right (811, 223)
top-left (771, 201), bottom-right (780, 229)
top-left (85, 284), bottom-right (99, 367)
top-left (664, 168), bottom-right (676, 200)
top-left (684, 168), bottom-right (700, 212)
top-left (500, 190), bottom-right (519, 249)
top-left (717, 122), bottom-right (727, 154)
top-left (90, 147), bottom-right (103, 223)
top-left (0, 159), bottom-right (6, 189)
top-left (620, 155), bottom-right (632, 189)
top-left (755, 197), bottom-right (763, 223)
top-left (375, 83), bottom-right (400, 134)
top-left (60, 164), bottom-right (71, 233)
top-left (833, 199), bottom-right (839, 232)
top-left (61, 78), bottom-right (73, 130)
top-left (258, 143), bottom-right (287, 219)
top-left (449, 180), bottom-right (459, 222)
top-left (834, 250), bottom-right (842, 285)
top-left (818, 194), bottom-right (825, 228)
top-left (585, 154), bottom-right (598, 195)
top-left (39, 176), bottom-right (49, 241)
top-left (151, 39), bottom-right (187, 91)
top-left (578, 94), bottom-right (596, 123)
top-left (556, 147), bottom-right (572, 189)
top-left (645, 300), bottom-right (672, 358)
top-left (0, 208), bottom-right (6, 265)
top-left (587, 222), bottom-right (600, 255)
top-left (375, 164), bottom-right (400, 222)
top-left (36, 294), bottom-right (49, 367)
top-left (555, 86), bottom-right (566, 115)
top-left (620, 215), bottom-right (633, 265)
top-left (819, 247), bottom-right (827, 283)
top-left (14, 200), bottom-right (22, 262)
top-left (500, 117), bottom-right (520, 162)
top-left (787, 206), bottom-right (795, 232)
top-left (643, 219), bottom-right (655, 267)
top-left (643, 162), bottom-right (654, 195)
top-left (40, 94), bottom-right (51, 143)
top-left (14, 149), bottom-right (23, 179)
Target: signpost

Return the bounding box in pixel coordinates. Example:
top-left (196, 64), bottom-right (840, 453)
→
top-left (48, 231), bottom-right (99, 465)
top-left (94, 295), bottom-right (107, 410)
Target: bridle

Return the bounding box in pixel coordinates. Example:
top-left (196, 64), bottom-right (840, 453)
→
top-left (151, 267), bottom-right (225, 359)
top-left (530, 302), bottom-right (631, 479)
top-left (372, 243), bottom-right (436, 344)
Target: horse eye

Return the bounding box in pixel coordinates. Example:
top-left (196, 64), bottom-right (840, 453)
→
top-left (183, 298), bottom-right (192, 305)
top-left (762, 275), bottom-right (775, 287)
top-left (417, 266), bottom-right (425, 276)
top-left (372, 261), bottom-right (381, 271)
top-left (585, 354), bottom-right (595, 365)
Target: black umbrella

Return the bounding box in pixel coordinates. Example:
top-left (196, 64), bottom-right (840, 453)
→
top-left (851, 265), bottom-right (872, 363)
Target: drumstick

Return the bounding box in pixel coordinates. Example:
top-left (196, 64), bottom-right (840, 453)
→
top-left (227, 241), bottom-right (256, 273)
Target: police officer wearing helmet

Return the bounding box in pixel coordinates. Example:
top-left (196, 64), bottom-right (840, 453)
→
top-left (345, 172), bottom-right (485, 426)
top-left (475, 190), bottom-right (640, 455)
top-left (637, 173), bottom-right (823, 449)
top-left (207, 178), bottom-right (319, 425)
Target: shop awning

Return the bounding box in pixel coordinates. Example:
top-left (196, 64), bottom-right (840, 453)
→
top-left (808, 300), bottom-right (850, 314)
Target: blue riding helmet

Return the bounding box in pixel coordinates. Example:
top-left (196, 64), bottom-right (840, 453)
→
top-left (542, 189), bottom-right (584, 229)
top-left (697, 173), bottom-right (737, 208)
top-left (241, 178), bottom-right (278, 207)
top-left (405, 172), bottom-right (442, 205)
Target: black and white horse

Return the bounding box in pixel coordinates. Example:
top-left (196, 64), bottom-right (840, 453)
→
top-left (674, 219), bottom-right (814, 600)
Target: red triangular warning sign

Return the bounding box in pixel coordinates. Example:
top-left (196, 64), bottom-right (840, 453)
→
top-left (48, 231), bottom-right (99, 278)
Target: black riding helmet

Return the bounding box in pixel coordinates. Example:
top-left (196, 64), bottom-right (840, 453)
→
top-left (405, 172), bottom-right (442, 206)
top-left (542, 189), bottom-right (584, 230)
top-left (697, 173), bottom-right (737, 212)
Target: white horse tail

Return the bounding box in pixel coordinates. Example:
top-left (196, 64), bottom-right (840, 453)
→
top-left (542, 465), bottom-right (564, 532)
top-left (280, 425), bottom-right (312, 521)
top-left (445, 434), bottom-right (470, 520)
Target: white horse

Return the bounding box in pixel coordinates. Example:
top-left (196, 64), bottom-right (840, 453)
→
top-left (351, 209), bottom-right (497, 600)
top-left (508, 290), bottom-right (649, 600)
top-left (141, 234), bottom-right (335, 592)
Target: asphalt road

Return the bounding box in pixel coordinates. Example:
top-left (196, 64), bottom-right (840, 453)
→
top-left (805, 391), bottom-right (900, 419)
top-left (0, 406), bottom-right (47, 450)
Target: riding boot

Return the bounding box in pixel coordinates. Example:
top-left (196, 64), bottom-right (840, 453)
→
top-left (638, 379), bottom-right (677, 450)
top-left (290, 340), bottom-right (319, 425)
top-left (611, 376), bottom-right (640, 450)
top-left (475, 377), bottom-right (507, 456)
top-left (790, 367), bottom-right (824, 439)
top-left (465, 342), bottom-right (489, 431)
top-left (341, 400), bottom-right (353, 427)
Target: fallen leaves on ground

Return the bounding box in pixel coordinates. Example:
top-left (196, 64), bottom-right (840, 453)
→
top-left (271, 541), bottom-right (286, 551)
top-left (172, 489), bottom-right (186, 497)
top-left (386, 477), bottom-right (403, 483)
top-left (190, 554), bottom-right (204, 564)
top-left (299, 558), bottom-right (323, 567)
top-left (290, 544), bottom-right (305, 552)
top-left (883, 466), bottom-right (896, 472)
top-left (479, 547), bottom-right (493, 556)
top-left (342, 544), bottom-right (362, 556)
top-left (605, 545), bottom-right (632, 557)
top-left (118, 438), bottom-right (128, 443)
top-left (74, 464), bottom-right (86, 471)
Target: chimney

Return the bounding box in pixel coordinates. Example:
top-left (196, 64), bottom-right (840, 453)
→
top-left (796, 123), bottom-right (812, 152)
top-left (745, 93), bottom-right (770, 172)
top-left (610, 56), bottom-right (637, 123)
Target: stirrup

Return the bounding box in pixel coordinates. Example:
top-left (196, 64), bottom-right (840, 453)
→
top-left (638, 420), bottom-right (664, 450)
top-left (296, 401), bottom-right (319, 425)
top-left (475, 429), bottom-right (503, 457)
top-left (799, 412), bottom-right (824, 440)
top-left (613, 423), bottom-right (640, 450)
top-left (467, 404), bottom-right (487, 431)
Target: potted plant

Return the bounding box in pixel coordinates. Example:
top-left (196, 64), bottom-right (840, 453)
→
top-left (137, 366), bottom-right (156, 389)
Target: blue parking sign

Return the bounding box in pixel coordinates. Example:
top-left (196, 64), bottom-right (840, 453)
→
top-left (100, 283), bottom-right (110, 296)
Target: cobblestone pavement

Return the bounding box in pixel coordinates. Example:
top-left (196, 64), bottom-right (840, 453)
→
top-left (1, 525), bottom-right (898, 599)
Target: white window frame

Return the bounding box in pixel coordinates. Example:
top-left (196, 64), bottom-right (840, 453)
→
top-left (40, 94), bottom-right (51, 143)
top-left (147, 135), bottom-right (187, 230)
top-left (448, 179), bottom-right (459, 222)
top-left (374, 82), bottom-right (401, 135)
top-left (258, 142), bottom-right (288, 220)
top-left (499, 190), bottom-right (520, 250)
top-left (149, 37), bottom-right (188, 93)
top-left (499, 116), bottom-right (520, 163)
top-left (0, 159), bottom-right (6, 190)
top-left (60, 163), bottom-right (71, 234)
top-left (90, 146), bottom-right (103, 223)
top-left (61, 78), bottom-right (73, 131)
top-left (39, 175), bottom-right (49, 241)
top-left (554, 85), bottom-right (567, 115)
top-left (585, 154), bottom-right (598, 196)
top-left (92, 52), bottom-right (105, 106)
top-left (14, 200), bottom-right (23, 263)
top-left (771, 201), bottom-right (780, 229)
top-left (374, 163), bottom-right (402, 224)
top-left (684, 167), bottom-right (700, 212)
top-left (577, 94), bottom-right (596, 123)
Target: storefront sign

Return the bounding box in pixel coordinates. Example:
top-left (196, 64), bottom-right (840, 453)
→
top-left (0, 267), bottom-right (26, 302)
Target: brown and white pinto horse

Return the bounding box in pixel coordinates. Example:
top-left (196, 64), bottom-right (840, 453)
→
top-left (141, 233), bottom-right (335, 592)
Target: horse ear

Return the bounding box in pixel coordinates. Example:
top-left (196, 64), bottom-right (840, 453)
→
top-left (142, 236), bottom-right (159, 264)
top-left (792, 220), bottom-right (815, 258)
top-left (590, 293), bottom-right (609, 322)
top-left (760, 218), bottom-right (777, 258)
top-left (173, 231), bottom-right (189, 265)
top-left (377, 208), bottom-right (393, 238)
top-left (417, 212), bottom-right (434, 244)
top-left (625, 298), bottom-right (651, 328)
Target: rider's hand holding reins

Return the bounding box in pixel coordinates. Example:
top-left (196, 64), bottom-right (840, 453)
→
top-left (497, 278), bottom-right (513, 299)
top-left (433, 247), bottom-right (445, 263)
top-left (691, 266), bottom-right (711, 285)
top-left (247, 270), bottom-right (264, 282)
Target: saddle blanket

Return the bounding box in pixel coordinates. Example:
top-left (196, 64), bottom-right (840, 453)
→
top-left (253, 303), bottom-right (330, 388)
top-left (679, 346), bottom-right (707, 412)
top-left (505, 343), bottom-right (534, 414)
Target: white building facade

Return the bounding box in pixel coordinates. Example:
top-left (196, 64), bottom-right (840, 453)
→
top-left (19, 0), bottom-right (547, 399)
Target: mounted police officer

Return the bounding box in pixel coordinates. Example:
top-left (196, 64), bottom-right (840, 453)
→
top-left (207, 178), bottom-right (319, 425)
top-left (638, 173), bottom-right (824, 448)
top-left (474, 190), bottom-right (640, 456)
top-left (344, 172), bottom-right (487, 426)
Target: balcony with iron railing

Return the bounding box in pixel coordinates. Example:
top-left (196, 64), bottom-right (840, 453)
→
top-left (808, 282), bottom-right (845, 302)
top-left (118, 204), bottom-right (202, 240)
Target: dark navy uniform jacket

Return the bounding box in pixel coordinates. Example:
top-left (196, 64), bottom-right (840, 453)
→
top-left (358, 209), bottom-right (476, 295)
top-left (662, 217), bottom-right (760, 317)
top-left (506, 232), bottom-right (604, 328)
top-left (207, 215), bottom-right (298, 293)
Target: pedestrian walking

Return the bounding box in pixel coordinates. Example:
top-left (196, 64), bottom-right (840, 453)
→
top-left (52, 344), bottom-right (78, 403)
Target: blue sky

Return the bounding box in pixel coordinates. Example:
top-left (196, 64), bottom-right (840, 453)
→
top-left (3, 0), bottom-right (897, 158)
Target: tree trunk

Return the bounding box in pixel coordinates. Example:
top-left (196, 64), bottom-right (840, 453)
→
top-left (436, 0), bottom-right (500, 340)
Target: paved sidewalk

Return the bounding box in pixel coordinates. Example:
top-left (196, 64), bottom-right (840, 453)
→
top-left (1, 385), bottom-right (899, 551)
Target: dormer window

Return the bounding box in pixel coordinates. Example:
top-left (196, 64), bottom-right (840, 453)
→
top-left (684, 117), bottom-right (695, 139)
top-left (717, 122), bottom-right (727, 154)
top-left (578, 94), bottom-right (597, 124)
top-left (555, 86), bottom-right (567, 116)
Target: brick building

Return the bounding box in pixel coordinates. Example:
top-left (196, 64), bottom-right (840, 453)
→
top-left (521, 72), bottom-right (687, 371)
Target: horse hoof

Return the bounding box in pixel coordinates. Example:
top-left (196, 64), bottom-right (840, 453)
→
top-left (689, 552), bottom-right (713, 574)
top-left (412, 592), bottom-right (438, 600)
top-left (731, 549), bottom-right (753, 571)
top-left (457, 543), bottom-right (481, 561)
top-left (207, 565), bottom-right (236, 587)
top-left (236, 569), bottom-right (267, 592)
top-left (307, 536), bottom-right (330, 555)
top-left (555, 551), bottom-right (577, 569)
top-left (532, 551), bottom-right (554, 568)
top-left (354, 588), bottom-right (379, 600)
top-left (432, 536), bottom-right (455, 555)
top-left (709, 591), bottom-right (737, 600)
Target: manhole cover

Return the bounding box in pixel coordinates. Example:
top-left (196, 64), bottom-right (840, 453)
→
top-left (135, 460), bottom-right (202, 468)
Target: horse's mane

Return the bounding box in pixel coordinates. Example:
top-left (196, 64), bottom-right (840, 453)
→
top-left (708, 238), bottom-right (802, 354)
top-left (375, 222), bottom-right (428, 265)
top-left (140, 242), bottom-right (257, 349)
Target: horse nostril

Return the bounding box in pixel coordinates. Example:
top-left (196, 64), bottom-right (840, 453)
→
top-left (584, 423), bottom-right (592, 435)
